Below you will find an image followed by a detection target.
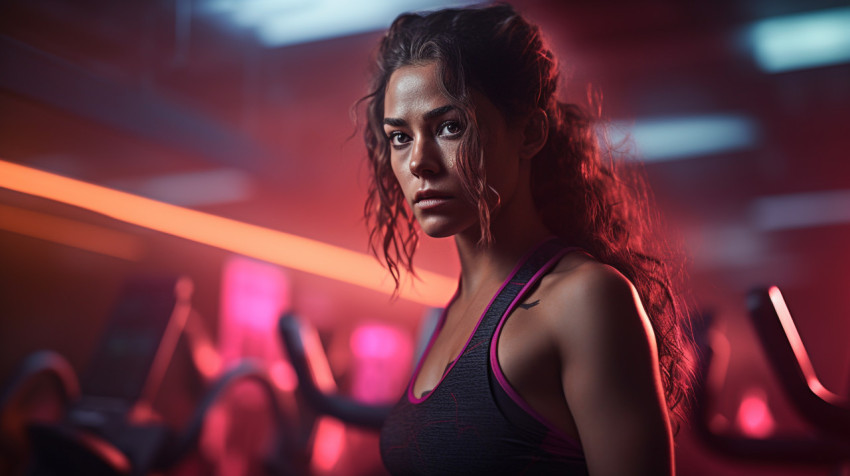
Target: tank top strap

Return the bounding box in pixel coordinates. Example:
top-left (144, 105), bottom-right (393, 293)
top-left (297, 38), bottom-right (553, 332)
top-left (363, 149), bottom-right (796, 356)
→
top-left (467, 238), bottom-right (575, 351)
top-left (380, 237), bottom-right (589, 474)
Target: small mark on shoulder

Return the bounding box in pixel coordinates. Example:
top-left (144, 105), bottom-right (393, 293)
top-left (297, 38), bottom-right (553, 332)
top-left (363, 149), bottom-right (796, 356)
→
top-left (518, 299), bottom-right (540, 310)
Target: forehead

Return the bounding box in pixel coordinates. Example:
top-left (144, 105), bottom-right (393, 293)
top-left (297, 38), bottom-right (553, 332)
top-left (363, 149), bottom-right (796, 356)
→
top-left (383, 62), bottom-right (449, 119)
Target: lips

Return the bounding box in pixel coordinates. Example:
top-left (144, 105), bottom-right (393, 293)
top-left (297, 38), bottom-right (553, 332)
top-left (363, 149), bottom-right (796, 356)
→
top-left (414, 189), bottom-right (452, 203)
top-left (414, 189), bottom-right (453, 209)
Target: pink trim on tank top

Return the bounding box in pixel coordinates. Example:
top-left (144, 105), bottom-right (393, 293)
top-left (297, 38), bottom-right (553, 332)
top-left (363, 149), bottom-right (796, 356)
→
top-left (489, 247), bottom-right (585, 452)
top-left (407, 237), bottom-right (559, 404)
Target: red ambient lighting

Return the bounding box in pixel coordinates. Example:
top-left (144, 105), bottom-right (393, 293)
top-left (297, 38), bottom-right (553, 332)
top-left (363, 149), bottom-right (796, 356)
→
top-left (0, 159), bottom-right (455, 305)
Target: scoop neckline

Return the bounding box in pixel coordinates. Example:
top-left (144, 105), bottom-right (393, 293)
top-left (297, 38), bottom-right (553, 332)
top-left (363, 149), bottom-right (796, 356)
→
top-left (406, 236), bottom-right (561, 404)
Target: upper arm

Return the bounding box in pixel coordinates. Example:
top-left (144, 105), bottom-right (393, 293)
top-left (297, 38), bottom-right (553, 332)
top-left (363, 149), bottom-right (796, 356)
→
top-left (550, 264), bottom-right (673, 476)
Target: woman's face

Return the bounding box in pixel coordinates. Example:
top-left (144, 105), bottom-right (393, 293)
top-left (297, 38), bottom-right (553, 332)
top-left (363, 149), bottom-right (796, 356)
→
top-left (382, 62), bottom-right (525, 239)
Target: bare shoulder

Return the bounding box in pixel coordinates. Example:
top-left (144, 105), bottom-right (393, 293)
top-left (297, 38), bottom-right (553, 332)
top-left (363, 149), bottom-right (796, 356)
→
top-left (534, 252), bottom-right (673, 475)
top-left (528, 253), bottom-right (657, 370)
top-left (549, 253), bottom-right (635, 301)
top-left (541, 253), bottom-right (645, 327)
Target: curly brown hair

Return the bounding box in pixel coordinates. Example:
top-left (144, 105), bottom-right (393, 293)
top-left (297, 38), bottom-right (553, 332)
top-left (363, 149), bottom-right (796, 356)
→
top-left (360, 3), bottom-right (693, 426)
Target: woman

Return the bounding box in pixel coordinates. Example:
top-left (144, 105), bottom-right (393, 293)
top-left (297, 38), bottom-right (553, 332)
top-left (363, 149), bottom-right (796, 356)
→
top-left (360, 4), bottom-right (691, 475)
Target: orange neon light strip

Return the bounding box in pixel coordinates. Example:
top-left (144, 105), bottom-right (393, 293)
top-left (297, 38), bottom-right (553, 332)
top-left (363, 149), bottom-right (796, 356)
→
top-left (0, 203), bottom-right (144, 261)
top-left (0, 159), bottom-right (455, 306)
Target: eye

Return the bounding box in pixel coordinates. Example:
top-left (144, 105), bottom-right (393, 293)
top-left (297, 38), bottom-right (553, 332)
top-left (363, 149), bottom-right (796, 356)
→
top-left (387, 131), bottom-right (412, 148)
top-left (438, 121), bottom-right (464, 137)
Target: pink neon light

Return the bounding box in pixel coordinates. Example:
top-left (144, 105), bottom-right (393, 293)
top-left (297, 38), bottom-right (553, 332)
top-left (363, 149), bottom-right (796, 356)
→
top-left (310, 417), bottom-right (346, 473)
top-left (222, 257), bottom-right (290, 331)
top-left (767, 286), bottom-right (843, 404)
top-left (350, 324), bottom-right (413, 403)
top-left (351, 325), bottom-right (404, 358)
top-left (220, 256), bottom-right (290, 365)
top-left (768, 287), bottom-right (818, 381)
top-left (736, 388), bottom-right (775, 438)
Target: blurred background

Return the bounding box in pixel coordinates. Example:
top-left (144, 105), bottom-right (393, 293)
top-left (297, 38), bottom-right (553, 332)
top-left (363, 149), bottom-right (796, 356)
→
top-left (1, 0), bottom-right (849, 475)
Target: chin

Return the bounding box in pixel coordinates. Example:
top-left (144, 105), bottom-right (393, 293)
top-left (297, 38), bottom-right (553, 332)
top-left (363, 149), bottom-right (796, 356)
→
top-left (417, 217), bottom-right (478, 239)
top-left (420, 228), bottom-right (456, 239)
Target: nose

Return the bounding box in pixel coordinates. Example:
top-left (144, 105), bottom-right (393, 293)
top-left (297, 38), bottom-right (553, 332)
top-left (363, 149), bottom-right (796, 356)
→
top-left (409, 136), bottom-right (441, 178)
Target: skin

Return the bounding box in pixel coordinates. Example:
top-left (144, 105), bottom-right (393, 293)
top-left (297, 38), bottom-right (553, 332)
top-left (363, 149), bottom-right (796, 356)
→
top-left (383, 62), bottom-right (674, 476)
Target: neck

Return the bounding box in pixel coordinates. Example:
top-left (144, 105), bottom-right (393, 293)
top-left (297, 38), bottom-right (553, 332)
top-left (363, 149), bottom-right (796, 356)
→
top-left (453, 188), bottom-right (552, 299)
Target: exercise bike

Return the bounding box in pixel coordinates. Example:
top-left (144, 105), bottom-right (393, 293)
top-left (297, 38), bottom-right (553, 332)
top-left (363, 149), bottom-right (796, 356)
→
top-left (1, 276), bottom-right (298, 476)
top-left (693, 286), bottom-right (850, 473)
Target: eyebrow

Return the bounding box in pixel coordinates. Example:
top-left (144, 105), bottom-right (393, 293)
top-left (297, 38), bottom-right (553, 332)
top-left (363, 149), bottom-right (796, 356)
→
top-left (383, 105), bottom-right (456, 127)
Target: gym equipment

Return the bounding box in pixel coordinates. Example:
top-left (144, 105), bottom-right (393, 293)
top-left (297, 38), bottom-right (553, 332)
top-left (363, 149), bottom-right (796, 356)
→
top-left (748, 287), bottom-right (850, 436)
top-left (1, 276), bottom-right (297, 475)
top-left (5, 284), bottom-right (437, 474)
top-left (0, 351), bottom-right (79, 411)
top-left (277, 312), bottom-right (392, 430)
top-left (22, 361), bottom-right (296, 476)
top-left (692, 286), bottom-right (850, 466)
top-left (0, 351), bottom-right (79, 475)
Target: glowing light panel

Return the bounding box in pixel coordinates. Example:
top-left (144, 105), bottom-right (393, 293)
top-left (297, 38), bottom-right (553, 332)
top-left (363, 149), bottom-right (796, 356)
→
top-left (753, 189), bottom-right (850, 231)
top-left (222, 256), bottom-right (289, 332)
top-left (0, 159), bottom-right (455, 306)
top-left (350, 324), bottom-right (413, 403)
top-left (220, 256), bottom-right (289, 370)
top-left (107, 168), bottom-right (254, 207)
top-left (205, 0), bottom-right (478, 47)
top-left (735, 388), bottom-right (775, 438)
top-left (750, 7), bottom-right (850, 73)
top-left (606, 115), bottom-right (758, 162)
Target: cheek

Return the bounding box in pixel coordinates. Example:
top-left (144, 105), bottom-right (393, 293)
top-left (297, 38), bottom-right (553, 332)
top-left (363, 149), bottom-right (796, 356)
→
top-left (444, 142), bottom-right (461, 170)
top-left (389, 156), bottom-right (412, 202)
top-left (390, 156), bottom-right (405, 183)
